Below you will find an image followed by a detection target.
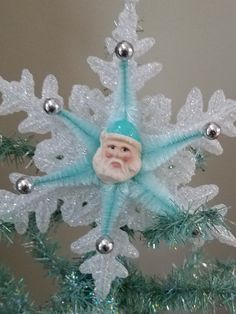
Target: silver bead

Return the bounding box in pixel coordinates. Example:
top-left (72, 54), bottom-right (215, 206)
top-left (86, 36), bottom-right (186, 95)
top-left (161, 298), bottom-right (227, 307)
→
top-left (96, 236), bottom-right (114, 254)
top-left (115, 41), bottom-right (134, 60)
top-left (15, 176), bottom-right (33, 194)
top-left (204, 122), bottom-right (221, 140)
top-left (43, 98), bottom-right (62, 115)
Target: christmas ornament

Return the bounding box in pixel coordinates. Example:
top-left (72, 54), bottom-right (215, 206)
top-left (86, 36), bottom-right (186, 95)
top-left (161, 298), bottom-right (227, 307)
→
top-left (0, 0), bottom-right (236, 299)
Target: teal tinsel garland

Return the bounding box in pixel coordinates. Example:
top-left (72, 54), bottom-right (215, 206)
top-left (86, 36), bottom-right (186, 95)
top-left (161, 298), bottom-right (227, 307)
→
top-left (0, 214), bottom-right (236, 313)
top-left (142, 206), bottom-right (227, 248)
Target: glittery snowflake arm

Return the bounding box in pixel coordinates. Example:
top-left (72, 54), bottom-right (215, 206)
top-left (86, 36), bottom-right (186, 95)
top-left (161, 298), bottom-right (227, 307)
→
top-left (0, 70), bottom-right (63, 134)
top-left (68, 85), bottom-right (113, 129)
top-left (156, 151), bottom-right (196, 194)
top-left (177, 185), bottom-right (236, 247)
top-left (59, 185), bottom-right (101, 227)
top-left (0, 173), bottom-right (58, 234)
top-left (0, 70), bottom-right (35, 116)
top-left (71, 225), bottom-right (139, 299)
top-left (106, 0), bottom-right (154, 58)
top-left (56, 110), bottom-right (100, 153)
top-left (0, 173), bottom-right (101, 234)
top-left (0, 70), bottom-right (101, 160)
top-left (177, 184), bottom-right (219, 211)
top-left (88, 56), bottom-right (161, 92)
top-left (210, 224), bottom-right (236, 247)
top-left (142, 88), bottom-right (236, 171)
top-left (88, 0), bottom-right (161, 103)
top-left (33, 127), bottom-right (85, 174)
top-left (176, 88), bottom-right (236, 154)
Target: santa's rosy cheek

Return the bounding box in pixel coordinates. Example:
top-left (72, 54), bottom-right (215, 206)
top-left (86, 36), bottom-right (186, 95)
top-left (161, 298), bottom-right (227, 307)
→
top-left (122, 151), bottom-right (132, 159)
top-left (122, 156), bottom-right (132, 162)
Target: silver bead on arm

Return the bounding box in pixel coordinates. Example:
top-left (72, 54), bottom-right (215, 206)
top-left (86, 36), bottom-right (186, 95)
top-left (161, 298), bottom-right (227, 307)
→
top-left (43, 98), bottom-right (62, 115)
top-left (203, 122), bottom-right (221, 140)
top-left (15, 176), bottom-right (34, 194)
top-left (115, 41), bottom-right (134, 60)
top-left (96, 236), bottom-right (114, 254)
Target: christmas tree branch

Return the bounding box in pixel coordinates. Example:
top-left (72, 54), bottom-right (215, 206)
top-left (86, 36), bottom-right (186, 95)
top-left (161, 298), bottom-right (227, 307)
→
top-left (115, 252), bottom-right (236, 313)
top-left (0, 265), bottom-right (36, 314)
top-left (0, 211), bottom-right (69, 278)
top-left (0, 220), bottom-right (15, 243)
top-left (141, 206), bottom-right (227, 248)
top-left (23, 214), bottom-right (111, 313)
top-left (23, 212), bottom-right (71, 279)
top-left (0, 133), bottom-right (35, 165)
top-left (1, 217), bottom-right (236, 313)
top-left (0, 213), bottom-right (101, 313)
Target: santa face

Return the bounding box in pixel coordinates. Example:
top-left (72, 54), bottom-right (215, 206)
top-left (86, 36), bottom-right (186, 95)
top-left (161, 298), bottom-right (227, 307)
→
top-left (93, 136), bottom-right (142, 183)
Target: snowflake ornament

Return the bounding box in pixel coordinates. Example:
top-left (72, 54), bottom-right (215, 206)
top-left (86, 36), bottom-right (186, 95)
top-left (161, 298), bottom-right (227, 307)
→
top-left (1, 0), bottom-right (236, 299)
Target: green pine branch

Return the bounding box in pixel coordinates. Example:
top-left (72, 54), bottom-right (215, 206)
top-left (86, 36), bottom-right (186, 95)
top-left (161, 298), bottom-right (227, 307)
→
top-left (22, 214), bottom-right (109, 313)
top-left (0, 265), bottom-right (36, 314)
top-left (0, 133), bottom-right (35, 165)
top-left (0, 220), bottom-right (15, 244)
top-left (142, 206), bottom-right (227, 248)
top-left (24, 211), bottom-right (70, 279)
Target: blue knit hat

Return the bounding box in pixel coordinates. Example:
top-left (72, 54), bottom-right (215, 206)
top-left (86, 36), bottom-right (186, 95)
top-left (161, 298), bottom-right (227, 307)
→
top-left (106, 119), bottom-right (141, 144)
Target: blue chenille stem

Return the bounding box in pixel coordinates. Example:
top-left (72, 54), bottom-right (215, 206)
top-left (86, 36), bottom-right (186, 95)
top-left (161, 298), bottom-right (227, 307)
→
top-left (131, 174), bottom-right (178, 215)
top-left (120, 61), bottom-right (129, 120)
top-left (101, 184), bottom-right (125, 236)
top-left (142, 129), bottom-right (204, 171)
top-left (33, 160), bottom-right (99, 188)
top-left (57, 110), bottom-right (100, 153)
top-left (114, 61), bottom-right (138, 124)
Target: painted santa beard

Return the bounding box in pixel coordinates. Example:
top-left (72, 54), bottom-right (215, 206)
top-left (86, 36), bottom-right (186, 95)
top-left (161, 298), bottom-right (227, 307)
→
top-left (105, 157), bottom-right (130, 180)
top-left (99, 157), bottom-right (130, 181)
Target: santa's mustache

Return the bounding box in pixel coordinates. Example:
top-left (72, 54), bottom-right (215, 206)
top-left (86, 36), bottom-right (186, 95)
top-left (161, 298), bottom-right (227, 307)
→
top-left (106, 158), bottom-right (129, 173)
top-left (107, 158), bottom-right (123, 167)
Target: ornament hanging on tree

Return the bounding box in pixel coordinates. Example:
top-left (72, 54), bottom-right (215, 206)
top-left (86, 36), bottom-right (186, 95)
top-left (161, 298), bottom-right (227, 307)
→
top-left (0, 0), bottom-right (236, 299)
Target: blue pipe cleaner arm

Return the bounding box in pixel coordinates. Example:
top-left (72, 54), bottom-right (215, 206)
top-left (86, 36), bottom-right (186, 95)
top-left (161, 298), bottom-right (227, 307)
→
top-left (130, 173), bottom-right (180, 216)
top-left (142, 129), bottom-right (204, 171)
top-left (101, 184), bottom-right (126, 236)
top-left (33, 159), bottom-right (99, 189)
top-left (109, 60), bottom-right (139, 126)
